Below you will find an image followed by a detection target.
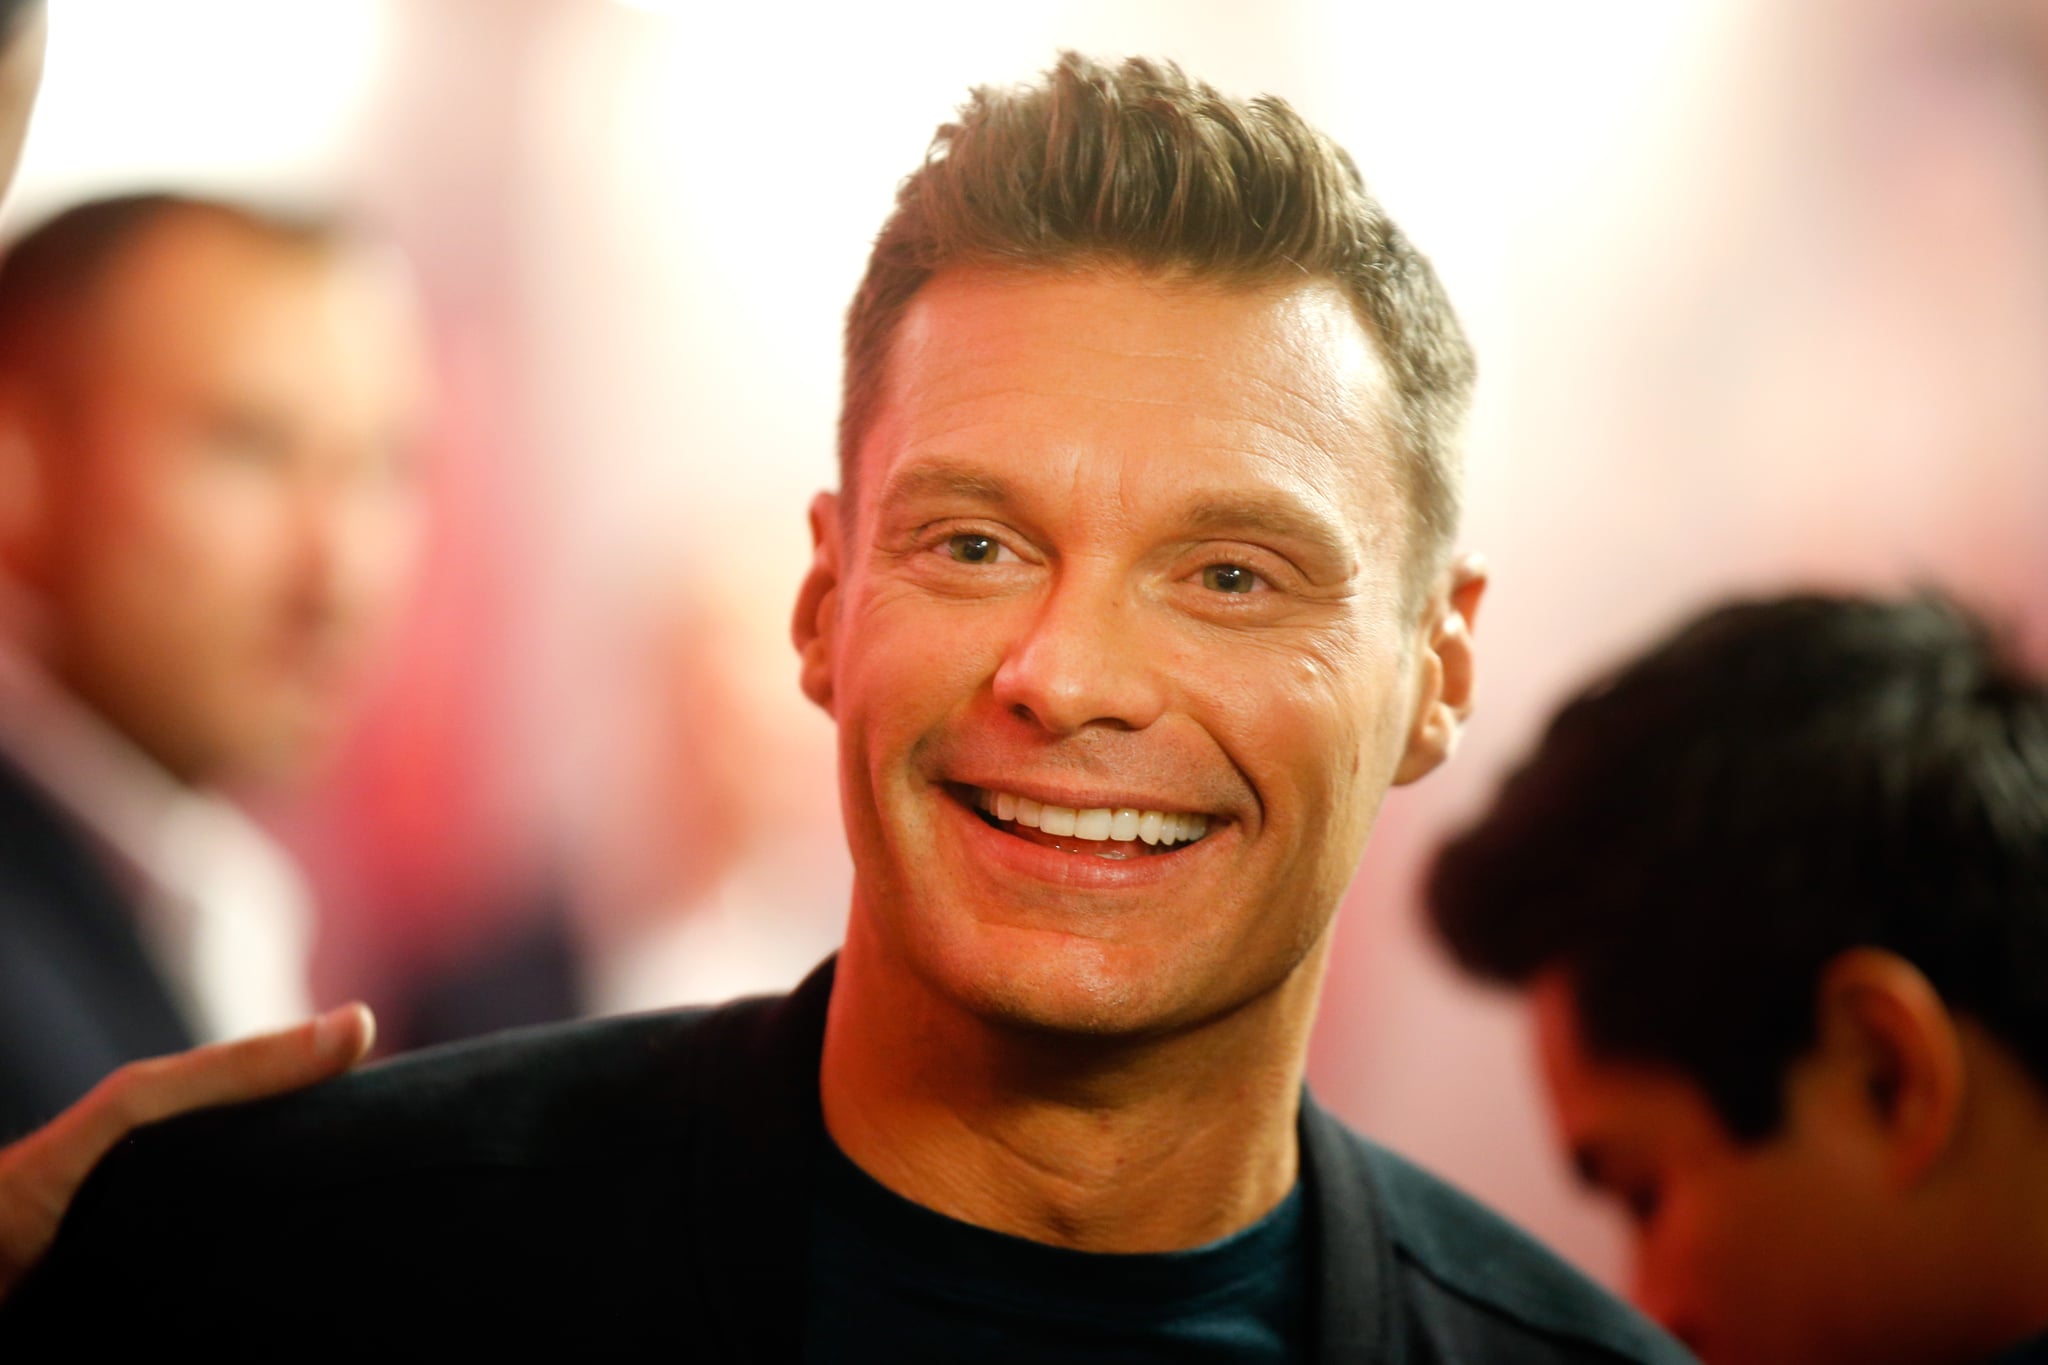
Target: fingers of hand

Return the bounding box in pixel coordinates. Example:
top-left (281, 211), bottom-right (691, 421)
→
top-left (11, 1003), bottom-right (375, 1200)
top-left (0, 1004), bottom-right (373, 1298)
top-left (121, 1002), bottom-right (376, 1125)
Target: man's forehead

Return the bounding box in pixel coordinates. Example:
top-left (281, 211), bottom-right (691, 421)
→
top-left (888, 266), bottom-right (1391, 407)
top-left (86, 225), bottom-right (416, 376)
top-left (860, 266), bottom-right (1404, 555)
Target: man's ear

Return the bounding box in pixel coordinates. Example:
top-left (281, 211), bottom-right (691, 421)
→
top-left (791, 490), bottom-right (843, 716)
top-left (1810, 948), bottom-right (1966, 1190)
top-left (1393, 551), bottom-right (1487, 786)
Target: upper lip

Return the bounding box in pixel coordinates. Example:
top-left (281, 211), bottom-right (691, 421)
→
top-left (948, 778), bottom-right (1223, 819)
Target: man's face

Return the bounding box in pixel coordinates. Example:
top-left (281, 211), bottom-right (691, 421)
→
top-left (800, 266), bottom-right (1473, 1037)
top-left (1532, 974), bottom-right (1919, 1365)
top-left (24, 216), bottom-right (425, 785)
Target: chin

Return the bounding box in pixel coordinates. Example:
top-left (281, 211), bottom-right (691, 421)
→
top-left (214, 719), bottom-right (331, 789)
top-left (923, 924), bottom-right (1271, 1042)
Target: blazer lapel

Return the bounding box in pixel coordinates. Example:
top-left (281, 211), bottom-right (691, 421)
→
top-left (0, 754), bottom-right (195, 1127)
top-left (1301, 1090), bottom-right (1402, 1364)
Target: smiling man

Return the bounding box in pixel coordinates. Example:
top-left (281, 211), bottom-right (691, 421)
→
top-left (5, 54), bottom-right (1684, 1361)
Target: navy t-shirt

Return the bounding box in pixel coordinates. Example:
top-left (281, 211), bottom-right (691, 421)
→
top-left (804, 1136), bottom-right (1310, 1362)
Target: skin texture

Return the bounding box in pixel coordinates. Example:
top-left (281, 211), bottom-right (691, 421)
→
top-left (797, 266), bottom-right (1483, 1251)
top-left (1533, 960), bottom-right (2048, 1365)
top-left (0, 212), bottom-right (426, 787)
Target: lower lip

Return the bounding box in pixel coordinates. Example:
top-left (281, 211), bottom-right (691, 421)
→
top-left (940, 789), bottom-right (1230, 890)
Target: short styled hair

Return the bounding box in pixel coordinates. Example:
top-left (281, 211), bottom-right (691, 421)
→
top-left (840, 52), bottom-right (1475, 571)
top-left (1428, 591), bottom-right (2048, 1140)
top-left (0, 191), bottom-right (348, 380)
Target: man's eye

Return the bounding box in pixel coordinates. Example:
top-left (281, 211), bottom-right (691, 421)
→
top-left (1202, 563), bottom-right (1260, 594)
top-left (944, 534), bottom-right (1011, 565)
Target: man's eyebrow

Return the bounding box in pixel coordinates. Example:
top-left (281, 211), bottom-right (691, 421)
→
top-left (1180, 493), bottom-right (1358, 566)
top-left (875, 460), bottom-right (1017, 512)
top-left (874, 463), bottom-right (1362, 567)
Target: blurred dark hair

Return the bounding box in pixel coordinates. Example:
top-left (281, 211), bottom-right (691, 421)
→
top-left (1428, 591), bottom-right (2048, 1140)
top-left (841, 51), bottom-right (1473, 583)
top-left (0, 191), bottom-right (349, 377)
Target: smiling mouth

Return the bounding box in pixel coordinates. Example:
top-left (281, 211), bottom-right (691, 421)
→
top-left (959, 785), bottom-right (1214, 860)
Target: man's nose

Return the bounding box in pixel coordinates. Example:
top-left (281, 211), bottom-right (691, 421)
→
top-left (290, 463), bottom-right (415, 620)
top-left (990, 567), bottom-right (1168, 736)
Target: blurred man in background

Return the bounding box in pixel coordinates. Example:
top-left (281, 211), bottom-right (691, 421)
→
top-left (0, 0), bottom-right (382, 1298)
top-left (1431, 592), bottom-right (2048, 1365)
top-left (0, 189), bottom-right (427, 1142)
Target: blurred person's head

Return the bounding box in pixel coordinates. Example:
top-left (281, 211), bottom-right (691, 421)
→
top-left (0, 193), bottom-right (427, 786)
top-left (1429, 591), bottom-right (2048, 1365)
top-left (0, 1), bottom-right (41, 197)
top-left (796, 54), bottom-right (1483, 1055)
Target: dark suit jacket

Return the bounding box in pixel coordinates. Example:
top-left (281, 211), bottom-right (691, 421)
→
top-left (0, 754), bottom-right (194, 1143)
top-left (3, 959), bottom-right (1691, 1363)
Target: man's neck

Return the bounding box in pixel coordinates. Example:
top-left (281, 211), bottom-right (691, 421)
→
top-left (818, 927), bottom-right (1325, 1254)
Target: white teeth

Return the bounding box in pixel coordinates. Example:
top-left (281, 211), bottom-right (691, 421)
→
top-left (973, 789), bottom-right (1211, 848)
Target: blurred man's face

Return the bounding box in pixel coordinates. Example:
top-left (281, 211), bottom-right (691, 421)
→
top-left (24, 215), bottom-right (426, 785)
top-left (803, 267), bottom-right (1465, 1037)
top-left (0, 5), bottom-right (43, 197)
top-left (1532, 973), bottom-right (1922, 1365)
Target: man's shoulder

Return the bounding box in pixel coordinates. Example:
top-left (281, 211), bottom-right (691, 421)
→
top-left (1361, 1137), bottom-right (1690, 1364)
top-left (138, 991), bottom-right (787, 1184)
top-left (3, 982), bottom-right (828, 1351)
top-left (1305, 1107), bottom-right (1690, 1365)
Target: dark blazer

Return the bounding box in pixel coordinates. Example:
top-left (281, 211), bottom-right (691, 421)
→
top-left (0, 754), bottom-right (194, 1143)
top-left (3, 959), bottom-right (1691, 1363)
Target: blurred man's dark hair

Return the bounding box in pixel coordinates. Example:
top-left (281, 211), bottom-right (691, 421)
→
top-left (1432, 591), bottom-right (2048, 1135)
top-left (1429, 590), bottom-right (2048, 1365)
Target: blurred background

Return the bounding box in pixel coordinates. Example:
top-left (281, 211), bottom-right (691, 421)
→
top-left (10, 0), bottom-right (2044, 1287)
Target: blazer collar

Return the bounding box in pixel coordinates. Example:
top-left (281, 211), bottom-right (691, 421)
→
top-left (1300, 1088), bottom-right (1400, 1363)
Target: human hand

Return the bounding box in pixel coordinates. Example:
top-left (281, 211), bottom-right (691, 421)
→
top-left (0, 1003), bottom-right (375, 1297)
